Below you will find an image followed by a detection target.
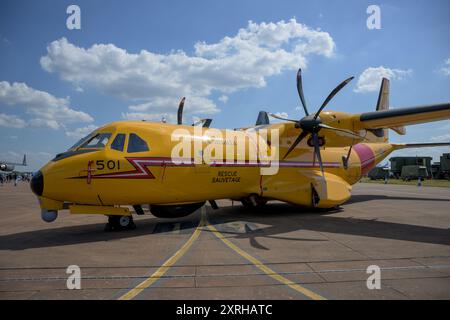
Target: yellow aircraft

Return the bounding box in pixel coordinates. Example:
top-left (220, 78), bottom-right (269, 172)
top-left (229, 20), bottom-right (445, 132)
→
top-left (30, 69), bottom-right (450, 230)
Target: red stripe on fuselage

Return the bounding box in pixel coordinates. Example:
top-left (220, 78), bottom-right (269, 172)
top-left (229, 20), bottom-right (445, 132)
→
top-left (353, 144), bottom-right (376, 175)
top-left (70, 157), bottom-right (342, 180)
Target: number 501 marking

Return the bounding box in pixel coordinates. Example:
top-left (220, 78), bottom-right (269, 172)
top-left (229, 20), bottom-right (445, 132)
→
top-left (96, 160), bottom-right (120, 170)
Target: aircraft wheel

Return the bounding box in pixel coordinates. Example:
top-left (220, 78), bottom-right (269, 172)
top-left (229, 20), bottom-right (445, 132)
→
top-left (107, 215), bottom-right (136, 231)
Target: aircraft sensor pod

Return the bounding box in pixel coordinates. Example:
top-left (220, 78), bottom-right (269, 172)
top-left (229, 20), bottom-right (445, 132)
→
top-left (41, 209), bottom-right (58, 223)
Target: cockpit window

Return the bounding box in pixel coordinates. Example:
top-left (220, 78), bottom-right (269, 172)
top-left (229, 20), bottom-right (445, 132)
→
top-left (68, 131), bottom-right (97, 150)
top-left (79, 133), bottom-right (112, 149)
top-left (111, 133), bottom-right (126, 151)
top-left (127, 133), bottom-right (149, 153)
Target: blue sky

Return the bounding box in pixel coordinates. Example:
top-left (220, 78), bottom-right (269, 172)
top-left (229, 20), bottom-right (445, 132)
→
top-left (1, 0), bottom-right (449, 170)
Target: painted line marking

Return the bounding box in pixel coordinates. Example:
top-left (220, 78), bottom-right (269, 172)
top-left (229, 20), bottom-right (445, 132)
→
top-left (118, 209), bottom-right (206, 300)
top-left (206, 217), bottom-right (326, 300)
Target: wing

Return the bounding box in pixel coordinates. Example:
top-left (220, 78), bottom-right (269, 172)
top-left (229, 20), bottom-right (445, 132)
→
top-left (354, 103), bottom-right (450, 129)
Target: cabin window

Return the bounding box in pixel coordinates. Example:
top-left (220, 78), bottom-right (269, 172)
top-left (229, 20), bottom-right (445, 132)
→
top-left (111, 133), bottom-right (126, 152)
top-left (80, 133), bottom-right (112, 149)
top-left (127, 133), bottom-right (149, 153)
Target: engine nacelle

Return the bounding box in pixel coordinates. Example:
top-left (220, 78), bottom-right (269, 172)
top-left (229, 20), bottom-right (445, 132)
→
top-left (41, 209), bottom-right (58, 222)
top-left (0, 163), bottom-right (14, 172)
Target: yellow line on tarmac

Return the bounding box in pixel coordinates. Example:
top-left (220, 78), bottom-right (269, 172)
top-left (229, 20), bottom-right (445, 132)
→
top-left (206, 220), bottom-right (326, 300)
top-left (119, 209), bottom-right (206, 300)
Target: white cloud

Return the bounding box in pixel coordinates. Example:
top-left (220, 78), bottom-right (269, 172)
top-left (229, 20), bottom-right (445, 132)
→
top-left (128, 96), bottom-right (218, 115)
top-left (0, 113), bottom-right (27, 128)
top-left (439, 58), bottom-right (450, 76)
top-left (65, 124), bottom-right (98, 139)
top-left (431, 133), bottom-right (450, 142)
top-left (122, 112), bottom-right (176, 123)
top-left (0, 81), bottom-right (93, 129)
top-left (354, 66), bottom-right (412, 93)
top-left (218, 95), bottom-right (229, 103)
top-left (40, 19), bottom-right (335, 121)
top-left (275, 112), bottom-right (289, 118)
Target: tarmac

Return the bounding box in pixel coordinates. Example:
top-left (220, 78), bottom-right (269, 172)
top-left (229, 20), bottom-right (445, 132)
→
top-left (0, 181), bottom-right (449, 300)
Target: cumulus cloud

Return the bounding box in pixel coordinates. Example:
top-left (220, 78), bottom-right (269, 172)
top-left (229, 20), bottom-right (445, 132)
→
top-left (65, 124), bottom-right (98, 139)
top-left (354, 66), bottom-right (412, 93)
top-left (439, 58), bottom-right (450, 76)
top-left (122, 112), bottom-right (176, 123)
top-left (431, 133), bottom-right (450, 142)
top-left (218, 95), bottom-right (229, 103)
top-left (0, 81), bottom-right (93, 129)
top-left (0, 113), bottom-right (27, 128)
top-left (40, 19), bottom-right (335, 122)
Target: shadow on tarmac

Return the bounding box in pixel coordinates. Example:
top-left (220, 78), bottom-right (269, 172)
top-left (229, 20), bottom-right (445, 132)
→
top-left (347, 194), bottom-right (450, 204)
top-left (1, 196), bottom-right (449, 250)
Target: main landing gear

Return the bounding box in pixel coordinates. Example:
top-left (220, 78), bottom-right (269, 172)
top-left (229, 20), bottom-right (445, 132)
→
top-left (240, 194), bottom-right (268, 208)
top-left (104, 215), bottom-right (136, 231)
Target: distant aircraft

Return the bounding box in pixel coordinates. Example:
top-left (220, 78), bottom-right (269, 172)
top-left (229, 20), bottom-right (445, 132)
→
top-left (0, 154), bottom-right (26, 172)
top-left (30, 69), bottom-right (450, 231)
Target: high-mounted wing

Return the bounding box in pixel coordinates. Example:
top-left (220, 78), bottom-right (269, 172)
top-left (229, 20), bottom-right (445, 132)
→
top-left (355, 103), bottom-right (450, 130)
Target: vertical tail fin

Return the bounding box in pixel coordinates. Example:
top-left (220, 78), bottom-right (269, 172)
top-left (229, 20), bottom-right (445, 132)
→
top-left (255, 111), bottom-right (270, 125)
top-left (376, 77), bottom-right (406, 135)
top-left (376, 78), bottom-right (390, 111)
top-left (367, 78), bottom-right (406, 142)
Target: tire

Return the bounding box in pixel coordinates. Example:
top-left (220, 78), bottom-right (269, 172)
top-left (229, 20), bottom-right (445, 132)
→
top-left (107, 215), bottom-right (135, 231)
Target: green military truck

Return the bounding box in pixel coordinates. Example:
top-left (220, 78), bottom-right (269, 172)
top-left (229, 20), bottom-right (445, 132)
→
top-left (400, 165), bottom-right (428, 181)
top-left (440, 153), bottom-right (450, 180)
top-left (390, 156), bottom-right (432, 179)
top-left (431, 162), bottom-right (441, 179)
top-left (368, 167), bottom-right (390, 180)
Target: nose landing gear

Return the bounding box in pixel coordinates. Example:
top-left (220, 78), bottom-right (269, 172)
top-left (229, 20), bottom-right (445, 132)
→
top-left (104, 215), bottom-right (136, 231)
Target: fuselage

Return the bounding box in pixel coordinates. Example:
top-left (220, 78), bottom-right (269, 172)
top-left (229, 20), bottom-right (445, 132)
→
top-left (33, 118), bottom-right (396, 210)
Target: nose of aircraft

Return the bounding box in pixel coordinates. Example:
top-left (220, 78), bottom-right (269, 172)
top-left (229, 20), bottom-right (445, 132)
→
top-left (30, 170), bottom-right (44, 196)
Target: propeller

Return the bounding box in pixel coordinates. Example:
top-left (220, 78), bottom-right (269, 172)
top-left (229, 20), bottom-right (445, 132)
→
top-left (269, 68), bottom-right (362, 176)
top-left (177, 97), bottom-right (186, 125)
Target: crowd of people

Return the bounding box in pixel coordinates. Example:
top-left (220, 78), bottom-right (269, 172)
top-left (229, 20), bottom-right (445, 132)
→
top-left (0, 172), bottom-right (32, 186)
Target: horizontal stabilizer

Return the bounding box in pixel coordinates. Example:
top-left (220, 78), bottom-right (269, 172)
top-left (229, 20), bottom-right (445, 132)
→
top-left (393, 142), bottom-right (450, 150)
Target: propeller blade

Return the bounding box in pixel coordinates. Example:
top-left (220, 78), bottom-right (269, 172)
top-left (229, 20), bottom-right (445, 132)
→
top-left (268, 113), bottom-right (298, 122)
top-left (312, 133), bottom-right (324, 176)
top-left (314, 76), bottom-right (354, 119)
top-left (283, 130), bottom-right (308, 160)
top-left (296, 69), bottom-right (309, 116)
top-left (319, 123), bottom-right (366, 140)
top-left (177, 97), bottom-right (186, 125)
